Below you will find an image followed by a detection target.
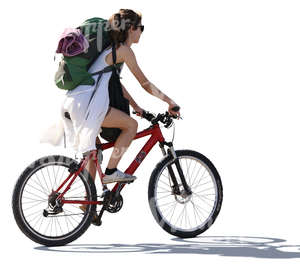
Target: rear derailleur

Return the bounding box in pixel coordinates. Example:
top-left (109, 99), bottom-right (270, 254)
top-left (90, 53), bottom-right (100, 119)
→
top-left (43, 191), bottom-right (63, 217)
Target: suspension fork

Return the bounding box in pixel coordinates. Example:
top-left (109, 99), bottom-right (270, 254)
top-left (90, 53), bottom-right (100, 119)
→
top-left (159, 142), bottom-right (192, 195)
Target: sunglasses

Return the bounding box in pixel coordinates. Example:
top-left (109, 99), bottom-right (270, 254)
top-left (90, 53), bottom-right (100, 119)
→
top-left (136, 25), bottom-right (144, 32)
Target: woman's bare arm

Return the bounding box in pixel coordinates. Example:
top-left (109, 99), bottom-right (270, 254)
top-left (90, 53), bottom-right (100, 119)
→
top-left (121, 46), bottom-right (175, 105)
top-left (121, 82), bottom-right (139, 110)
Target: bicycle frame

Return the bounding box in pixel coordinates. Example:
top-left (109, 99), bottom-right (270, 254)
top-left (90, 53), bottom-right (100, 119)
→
top-left (56, 123), bottom-right (166, 206)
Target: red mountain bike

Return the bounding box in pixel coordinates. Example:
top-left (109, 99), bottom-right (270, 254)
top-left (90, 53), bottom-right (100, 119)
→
top-left (12, 107), bottom-right (223, 246)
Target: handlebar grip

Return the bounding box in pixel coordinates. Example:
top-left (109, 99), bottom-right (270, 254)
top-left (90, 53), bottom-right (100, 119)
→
top-left (171, 105), bottom-right (180, 112)
top-left (133, 110), bottom-right (155, 122)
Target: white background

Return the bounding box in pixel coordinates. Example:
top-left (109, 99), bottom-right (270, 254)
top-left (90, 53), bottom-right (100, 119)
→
top-left (1, 0), bottom-right (300, 266)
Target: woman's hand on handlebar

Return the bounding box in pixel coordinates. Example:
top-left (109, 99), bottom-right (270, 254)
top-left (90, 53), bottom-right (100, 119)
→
top-left (133, 105), bottom-right (145, 117)
top-left (168, 102), bottom-right (181, 118)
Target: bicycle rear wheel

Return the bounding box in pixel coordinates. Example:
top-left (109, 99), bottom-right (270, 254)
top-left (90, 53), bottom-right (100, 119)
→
top-left (12, 155), bottom-right (97, 246)
top-left (148, 149), bottom-right (223, 238)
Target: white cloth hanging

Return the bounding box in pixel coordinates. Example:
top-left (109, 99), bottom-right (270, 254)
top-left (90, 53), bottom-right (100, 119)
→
top-left (40, 45), bottom-right (123, 154)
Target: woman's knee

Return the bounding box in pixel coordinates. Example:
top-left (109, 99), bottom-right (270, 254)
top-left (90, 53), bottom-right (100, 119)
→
top-left (102, 107), bottom-right (138, 132)
top-left (126, 118), bottom-right (138, 132)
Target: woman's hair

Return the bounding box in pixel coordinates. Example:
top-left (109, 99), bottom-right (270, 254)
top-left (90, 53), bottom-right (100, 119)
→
top-left (108, 9), bottom-right (142, 48)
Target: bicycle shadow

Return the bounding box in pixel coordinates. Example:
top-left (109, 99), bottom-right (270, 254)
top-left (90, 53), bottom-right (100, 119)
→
top-left (35, 236), bottom-right (300, 258)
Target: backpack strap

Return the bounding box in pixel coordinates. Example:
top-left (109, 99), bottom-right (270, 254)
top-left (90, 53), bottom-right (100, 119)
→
top-left (85, 43), bottom-right (122, 120)
top-left (85, 66), bottom-right (114, 119)
top-left (112, 42), bottom-right (117, 66)
top-left (112, 42), bottom-right (122, 77)
top-left (90, 42), bottom-right (121, 76)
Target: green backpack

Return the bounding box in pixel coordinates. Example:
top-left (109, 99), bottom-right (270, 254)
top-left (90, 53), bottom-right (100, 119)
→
top-left (54, 17), bottom-right (122, 90)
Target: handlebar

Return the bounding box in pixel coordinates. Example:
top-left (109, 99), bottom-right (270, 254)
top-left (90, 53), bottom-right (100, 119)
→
top-left (132, 105), bottom-right (182, 128)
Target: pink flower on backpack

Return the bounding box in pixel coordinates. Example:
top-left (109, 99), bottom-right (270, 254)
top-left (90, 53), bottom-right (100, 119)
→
top-left (56, 28), bottom-right (89, 57)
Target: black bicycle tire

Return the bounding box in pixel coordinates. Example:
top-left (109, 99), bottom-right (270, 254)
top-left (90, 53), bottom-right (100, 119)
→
top-left (148, 149), bottom-right (223, 238)
top-left (12, 155), bottom-right (97, 246)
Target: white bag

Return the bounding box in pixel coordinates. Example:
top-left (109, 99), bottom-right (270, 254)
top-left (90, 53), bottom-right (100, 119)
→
top-left (40, 118), bottom-right (65, 146)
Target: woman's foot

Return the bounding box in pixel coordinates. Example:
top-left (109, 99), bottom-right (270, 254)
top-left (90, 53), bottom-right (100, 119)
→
top-left (102, 168), bottom-right (137, 184)
top-left (79, 205), bottom-right (98, 224)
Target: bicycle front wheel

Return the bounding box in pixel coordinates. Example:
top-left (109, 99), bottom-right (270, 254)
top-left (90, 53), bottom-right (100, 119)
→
top-left (12, 155), bottom-right (97, 246)
top-left (148, 149), bottom-right (223, 238)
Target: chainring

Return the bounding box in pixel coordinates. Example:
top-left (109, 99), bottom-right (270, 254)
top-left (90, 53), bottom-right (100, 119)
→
top-left (106, 194), bottom-right (123, 213)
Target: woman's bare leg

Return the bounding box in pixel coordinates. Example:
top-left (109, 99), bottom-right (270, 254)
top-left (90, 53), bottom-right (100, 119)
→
top-left (101, 107), bottom-right (138, 169)
top-left (85, 107), bottom-right (137, 180)
top-left (86, 158), bottom-right (96, 181)
top-left (84, 138), bottom-right (101, 181)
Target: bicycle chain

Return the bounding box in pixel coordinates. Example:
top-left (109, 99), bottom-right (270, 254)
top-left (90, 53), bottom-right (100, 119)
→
top-left (45, 195), bottom-right (104, 217)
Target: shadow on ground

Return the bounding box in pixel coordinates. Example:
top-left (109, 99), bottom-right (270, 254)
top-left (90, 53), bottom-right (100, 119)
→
top-left (35, 236), bottom-right (300, 258)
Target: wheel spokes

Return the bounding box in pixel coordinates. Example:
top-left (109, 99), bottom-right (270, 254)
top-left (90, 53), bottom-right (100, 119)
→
top-left (20, 164), bottom-right (90, 238)
top-left (155, 156), bottom-right (218, 231)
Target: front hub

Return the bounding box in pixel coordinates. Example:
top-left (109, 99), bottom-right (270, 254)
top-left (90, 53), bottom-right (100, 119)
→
top-left (173, 184), bottom-right (192, 204)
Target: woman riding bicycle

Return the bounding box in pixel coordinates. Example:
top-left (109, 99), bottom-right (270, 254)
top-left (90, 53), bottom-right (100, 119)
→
top-left (61, 9), bottom-right (181, 184)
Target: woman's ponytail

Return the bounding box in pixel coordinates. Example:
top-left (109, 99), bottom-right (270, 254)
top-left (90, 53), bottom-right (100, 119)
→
top-left (108, 9), bottom-right (142, 48)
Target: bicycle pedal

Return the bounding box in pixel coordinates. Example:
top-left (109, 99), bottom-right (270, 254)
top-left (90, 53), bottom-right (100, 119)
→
top-left (92, 218), bottom-right (102, 226)
top-left (91, 214), bottom-right (102, 226)
top-left (100, 188), bottom-right (110, 198)
top-left (124, 179), bottom-right (136, 184)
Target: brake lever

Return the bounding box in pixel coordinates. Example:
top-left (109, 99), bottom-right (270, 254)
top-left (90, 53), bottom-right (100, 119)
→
top-left (132, 110), bottom-right (142, 116)
top-left (167, 111), bottom-right (182, 120)
top-left (174, 115), bottom-right (183, 120)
